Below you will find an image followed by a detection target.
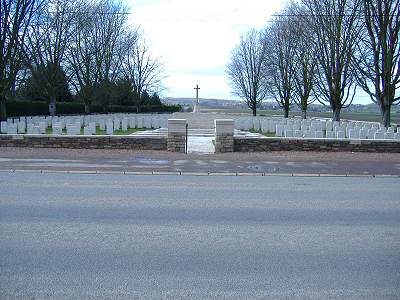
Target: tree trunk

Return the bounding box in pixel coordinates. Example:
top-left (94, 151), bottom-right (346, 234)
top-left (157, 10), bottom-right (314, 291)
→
top-left (252, 106), bottom-right (257, 116)
top-left (382, 105), bottom-right (391, 128)
top-left (0, 96), bottom-right (6, 121)
top-left (332, 107), bottom-right (341, 122)
top-left (49, 96), bottom-right (56, 116)
top-left (284, 107), bottom-right (289, 118)
top-left (302, 109), bottom-right (307, 119)
top-left (84, 103), bottom-right (91, 114)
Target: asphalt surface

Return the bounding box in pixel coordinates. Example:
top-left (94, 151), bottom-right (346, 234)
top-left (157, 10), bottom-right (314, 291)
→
top-left (1, 147), bottom-right (400, 175)
top-left (1, 172), bottom-right (399, 299)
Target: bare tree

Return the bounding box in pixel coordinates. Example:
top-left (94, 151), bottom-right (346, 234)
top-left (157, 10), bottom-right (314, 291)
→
top-left (66, 0), bottom-right (130, 113)
top-left (227, 29), bottom-right (268, 116)
top-left (27, 0), bottom-right (76, 116)
top-left (120, 31), bottom-right (165, 112)
top-left (93, 0), bottom-right (128, 83)
top-left (89, 0), bottom-right (128, 111)
top-left (303, 0), bottom-right (362, 121)
top-left (355, 0), bottom-right (400, 127)
top-left (290, 3), bottom-right (317, 119)
top-left (0, 0), bottom-right (37, 121)
top-left (67, 0), bottom-right (102, 113)
top-left (263, 10), bottom-right (297, 118)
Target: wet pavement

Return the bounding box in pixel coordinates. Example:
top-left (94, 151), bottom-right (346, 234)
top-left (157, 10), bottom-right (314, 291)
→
top-left (0, 148), bottom-right (400, 176)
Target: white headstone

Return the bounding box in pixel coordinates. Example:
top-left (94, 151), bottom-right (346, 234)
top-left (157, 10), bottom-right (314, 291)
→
top-left (387, 127), bottom-right (395, 133)
top-left (129, 118), bottom-right (136, 129)
top-left (113, 119), bottom-right (121, 131)
top-left (33, 125), bottom-right (40, 134)
top-left (121, 119), bottom-right (128, 131)
top-left (83, 126), bottom-right (91, 135)
top-left (303, 131), bottom-right (313, 138)
top-left (384, 132), bottom-right (394, 139)
top-left (89, 122), bottom-right (96, 134)
top-left (284, 130), bottom-right (294, 138)
top-left (99, 119), bottom-right (105, 131)
top-left (106, 121), bottom-right (114, 135)
top-left (336, 131), bottom-right (346, 139)
top-left (152, 118), bottom-right (160, 129)
top-left (52, 125), bottom-right (62, 135)
top-left (374, 132), bottom-right (385, 139)
top-left (253, 119), bottom-right (260, 131)
top-left (1, 121), bottom-right (8, 133)
top-left (314, 131), bottom-right (324, 139)
top-left (136, 117), bottom-right (143, 128)
top-left (144, 118), bottom-right (152, 129)
top-left (294, 130), bottom-right (303, 138)
top-left (325, 131), bottom-right (335, 139)
top-left (275, 125), bottom-right (283, 137)
top-left (260, 120), bottom-right (269, 132)
top-left (326, 122), bottom-right (333, 132)
top-left (8, 123), bottom-right (18, 134)
top-left (348, 129), bottom-right (360, 139)
top-left (39, 121), bottom-right (47, 134)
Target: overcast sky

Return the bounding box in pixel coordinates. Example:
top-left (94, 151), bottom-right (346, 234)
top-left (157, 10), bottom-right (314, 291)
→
top-left (127, 0), bottom-right (371, 104)
top-left (127, 0), bottom-right (284, 100)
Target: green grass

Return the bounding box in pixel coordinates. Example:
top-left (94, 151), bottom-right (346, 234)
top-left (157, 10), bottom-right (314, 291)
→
top-left (113, 128), bottom-right (145, 135)
top-left (249, 128), bottom-right (276, 137)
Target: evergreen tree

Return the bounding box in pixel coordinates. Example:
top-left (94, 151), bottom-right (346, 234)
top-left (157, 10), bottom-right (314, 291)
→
top-left (18, 63), bottom-right (72, 103)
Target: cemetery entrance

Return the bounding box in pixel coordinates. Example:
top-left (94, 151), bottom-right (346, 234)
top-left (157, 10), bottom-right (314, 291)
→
top-left (172, 112), bottom-right (216, 154)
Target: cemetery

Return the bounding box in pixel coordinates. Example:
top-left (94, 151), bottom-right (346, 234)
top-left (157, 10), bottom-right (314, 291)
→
top-left (0, 111), bottom-right (399, 153)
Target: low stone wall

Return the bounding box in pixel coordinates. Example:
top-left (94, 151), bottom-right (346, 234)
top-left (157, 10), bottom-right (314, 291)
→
top-left (234, 137), bottom-right (400, 153)
top-left (167, 119), bottom-right (187, 153)
top-left (215, 119), bottom-right (234, 153)
top-left (167, 133), bottom-right (186, 152)
top-left (0, 134), bottom-right (167, 150)
top-left (215, 133), bottom-right (234, 153)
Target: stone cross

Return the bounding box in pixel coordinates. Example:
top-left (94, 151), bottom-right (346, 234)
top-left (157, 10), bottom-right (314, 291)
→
top-left (193, 84), bottom-right (200, 113)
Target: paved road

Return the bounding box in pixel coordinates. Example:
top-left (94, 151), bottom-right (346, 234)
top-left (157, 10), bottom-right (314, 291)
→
top-left (1, 172), bottom-right (399, 299)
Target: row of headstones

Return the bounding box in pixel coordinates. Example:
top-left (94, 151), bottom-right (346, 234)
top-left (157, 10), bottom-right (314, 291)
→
top-left (235, 117), bottom-right (324, 132)
top-left (0, 114), bottom-right (170, 135)
top-left (234, 117), bottom-right (399, 140)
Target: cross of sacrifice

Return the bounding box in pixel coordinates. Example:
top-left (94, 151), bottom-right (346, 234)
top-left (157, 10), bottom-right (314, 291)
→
top-left (194, 84), bottom-right (200, 113)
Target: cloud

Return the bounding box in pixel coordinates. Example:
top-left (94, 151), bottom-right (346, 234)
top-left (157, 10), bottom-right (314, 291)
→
top-left (128, 0), bottom-right (284, 99)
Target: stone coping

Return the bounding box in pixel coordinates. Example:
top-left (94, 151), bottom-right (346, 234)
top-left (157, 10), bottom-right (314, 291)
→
top-left (234, 136), bottom-right (400, 153)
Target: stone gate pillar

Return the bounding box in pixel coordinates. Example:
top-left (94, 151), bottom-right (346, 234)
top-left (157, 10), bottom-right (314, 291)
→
top-left (167, 119), bottom-right (187, 152)
top-left (215, 119), bottom-right (234, 153)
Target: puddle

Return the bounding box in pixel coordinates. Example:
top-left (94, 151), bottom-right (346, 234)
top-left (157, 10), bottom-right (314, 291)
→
top-left (248, 165), bottom-right (264, 171)
top-left (135, 158), bottom-right (169, 165)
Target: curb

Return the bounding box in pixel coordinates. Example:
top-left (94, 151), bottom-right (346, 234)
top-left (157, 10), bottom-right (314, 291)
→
top-left (1, 169), bottom-right (400, 178)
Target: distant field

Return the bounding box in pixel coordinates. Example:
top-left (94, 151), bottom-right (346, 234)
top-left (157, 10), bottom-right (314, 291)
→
top-left (201, 108), bottom-right (400, 124)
